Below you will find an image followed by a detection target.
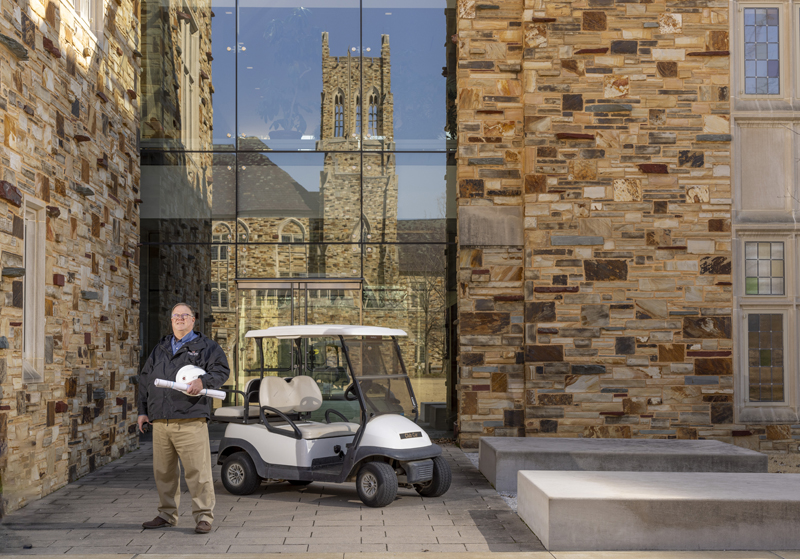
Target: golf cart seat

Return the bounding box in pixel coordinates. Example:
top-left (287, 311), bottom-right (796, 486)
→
top-left (260, 376), bottom-right (360, 440)
top-left (213, 378), bottom-right (263, 420)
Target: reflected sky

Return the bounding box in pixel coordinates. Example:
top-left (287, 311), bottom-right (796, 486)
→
top-left (210, 2), bottom-right (449, 149)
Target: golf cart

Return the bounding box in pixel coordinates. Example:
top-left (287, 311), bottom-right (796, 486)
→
top-left (214, 324), bottom-right (451, 507)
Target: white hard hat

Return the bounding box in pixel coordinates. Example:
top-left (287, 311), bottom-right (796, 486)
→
top-left (176, 365), bottom-right (207, 396)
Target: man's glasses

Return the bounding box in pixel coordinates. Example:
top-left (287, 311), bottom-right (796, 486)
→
top-left (171, 313), bottom-right (194, 321)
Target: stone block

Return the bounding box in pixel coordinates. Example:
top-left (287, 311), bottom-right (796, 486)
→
top-left (459, 206), bottom-right (523, 247)
top-left (480, 437), bottom-right (767, 492)
top-left (518, 471), bottom-right (796, 550)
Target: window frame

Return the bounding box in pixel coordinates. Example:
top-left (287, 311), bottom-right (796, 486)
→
top-left (739, 307), bottom-right (790, 407)
top-left (734, 234), bottom-right (800, 421)
top-left (211, 223), bottom-right (232, 310)
top-left (180, 16), bottom-right (200, 151)
top-left (737, 1), bottom-right (789, 101)
top-left (22, 197), bottom-right (46, 383)
top-left (68, 0), bottom-right (103, 43)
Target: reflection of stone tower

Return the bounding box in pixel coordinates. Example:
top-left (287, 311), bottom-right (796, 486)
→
top-left (317, 33), bottom-right (398, 292)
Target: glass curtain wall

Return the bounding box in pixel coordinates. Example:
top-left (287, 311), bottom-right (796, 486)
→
top-left (139, 0), bottom-right (458, 427)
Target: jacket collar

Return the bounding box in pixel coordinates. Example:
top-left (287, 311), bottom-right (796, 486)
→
top-left (159, 331), bottom-right (206, 353)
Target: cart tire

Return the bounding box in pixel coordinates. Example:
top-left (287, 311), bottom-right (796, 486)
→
top-left (288, 479), bottom-right (313, 486)
top-left (356, 462), bottom-right (397, 508)
top-left (221, 452), bottom-right (261, 495)
top-left (415, 456), bottom-right (451, 498)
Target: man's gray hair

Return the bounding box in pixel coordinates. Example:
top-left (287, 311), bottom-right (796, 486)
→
top-left (170, 302), bottom-right (195, 317)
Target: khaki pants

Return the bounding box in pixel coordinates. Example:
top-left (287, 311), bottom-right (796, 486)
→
top-left (152, 418), bottom-right (214, 525)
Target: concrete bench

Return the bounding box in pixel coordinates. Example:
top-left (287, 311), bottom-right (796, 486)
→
top-left (479, 437), bottom-right (768, 492)
top-left (518, 471), bottom-right (800, 551)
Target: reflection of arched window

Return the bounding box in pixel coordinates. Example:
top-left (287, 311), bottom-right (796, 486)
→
top-left (278, 219), bottom-right (307, 277)
top-left (212, 223), bottom-right (232, 308)
top-left (237, 219), bottom-right (250, 243)
top-left (334, 91), bottom-right (344, 138)
top-left (368, 90), bottom-right (379, 138)
top-left (355, 95), bottom-right (361, 137)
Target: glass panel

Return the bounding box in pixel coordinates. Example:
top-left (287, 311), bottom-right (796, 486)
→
top-left (743, 7), bottom-right (780, 95)
top-left (236, 152), bottom-right (361, 243)
top-left (210, 0), bottom-right (237, 149)
top-left (237, 0), bottom-right (359, 151)
top-left (304, 287), bottom-right (362, 325)
top-left (363, 244), bottom-right (454, 424)
top-left (141, 0), bottom-right (236, 150)
top-left (141, 151), bottom-right (235, 237)
top-left (378, 153), bottom-right (457, 244)
top-left (303, 337), bottom-right (362, 422)
top-left (744, 241), bottom-right (784, 295)
top-left (238, 244), bottom-right (362, 278)
top-left (363, 0), bottom-right (457, 151)
top-left (747, 313), bottom-right (785, 402)
top-left (139, 243), bottom-right (236, 397)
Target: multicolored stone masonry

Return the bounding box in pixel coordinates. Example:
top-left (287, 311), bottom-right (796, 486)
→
top-left (0, 0), bottom-right (142, 514)
top-left (455, 0), bottom-right (795, 452)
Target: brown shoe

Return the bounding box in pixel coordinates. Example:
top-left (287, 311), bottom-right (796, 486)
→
top-left (142, 516), bottom-right (174, 529)
top-left (195, 521), bottom-right (212, 534)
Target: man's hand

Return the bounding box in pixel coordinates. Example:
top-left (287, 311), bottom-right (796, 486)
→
top-left (187, 378), bottom-right (204, 396)
top-left (137, 414), bottom-right (151, 433)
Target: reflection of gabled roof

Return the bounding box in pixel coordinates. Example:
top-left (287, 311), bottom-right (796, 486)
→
top-left (397, 219), bottom-right (446, 243)
top-left (397, 219), bottom-right (448, 275)
top-left (212, 138), bottom-right (319, 219)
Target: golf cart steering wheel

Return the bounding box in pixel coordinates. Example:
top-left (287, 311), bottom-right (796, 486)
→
top-left (344, 384), bottom-right (358, 401)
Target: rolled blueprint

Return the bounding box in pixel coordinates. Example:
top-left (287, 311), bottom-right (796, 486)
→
top-left (154, 378), bottom-right (226, 400)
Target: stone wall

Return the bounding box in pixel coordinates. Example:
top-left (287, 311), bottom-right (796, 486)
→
top-left (0, 0), bottom-right (141, 514)
top-left (455, 0), bottom-right (795, 452)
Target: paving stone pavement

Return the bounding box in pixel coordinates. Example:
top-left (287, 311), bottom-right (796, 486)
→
top-left (0, 443), bottom-right (545, 554)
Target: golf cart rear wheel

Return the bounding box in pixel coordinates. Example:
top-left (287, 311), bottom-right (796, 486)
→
top-left (356, 462), bottom-right (397, 508)
top-left (415, 456), bottom-right (452, 498)
top-left (221, 452), bottom-right (261, 495)
top-left (288, 479), bottom-right (313, 486)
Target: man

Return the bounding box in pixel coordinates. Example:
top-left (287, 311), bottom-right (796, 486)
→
top-left (137, 302), bottom-right (229, 534)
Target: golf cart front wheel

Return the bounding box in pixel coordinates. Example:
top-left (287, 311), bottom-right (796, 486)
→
top-left (356, 462), bottom-right (397, 507)
top-left (221, 451), bottom-right (261, 495)
top-left (415, 455), bottom-right (452, 498)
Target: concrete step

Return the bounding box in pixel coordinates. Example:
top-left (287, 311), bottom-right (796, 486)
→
top-left (518, 471), bottom-right (800, 551)
top-left (479, 437), bottom-right (768, 492)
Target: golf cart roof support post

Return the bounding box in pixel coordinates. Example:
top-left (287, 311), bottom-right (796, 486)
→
top-left (339, 334), bottom-right (368, 446)
top-left (296, 338), bottom-right (305, 375)
top-left (258, 338), bottom-right (265, 379)
top-left (392, 336), bottom-right (419, 423)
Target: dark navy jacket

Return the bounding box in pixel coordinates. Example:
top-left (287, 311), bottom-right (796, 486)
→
top-left (137, 331), bottom-right (230, 420)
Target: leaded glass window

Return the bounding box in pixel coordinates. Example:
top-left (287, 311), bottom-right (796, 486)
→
top-left (334, 91), bottom-right (345, 137)
top-left (368, 91), bottom-right (379, 138)
top-left (745, 241), bottom-right (784, 295)
top-left (747, 313), bottom-right (785, 402)
top-left (744, 7), bottom-right (780, 95)
top-left (356, 95), bottom-right (362, 137)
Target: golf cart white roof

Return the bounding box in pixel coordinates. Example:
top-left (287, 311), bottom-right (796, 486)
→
top-left (245, 324), bottom-right (408, 339)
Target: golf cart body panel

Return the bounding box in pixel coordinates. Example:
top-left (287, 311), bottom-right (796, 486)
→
top-left (220, 424), bottom-right (355, 469)
top-left (216, 324), bottom-right (451, 505)
top-left (360, 414), bottom-right (432, 449)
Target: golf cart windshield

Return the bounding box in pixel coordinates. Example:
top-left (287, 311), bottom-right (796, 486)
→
top-left (345, 338), bottom-right (417, 420)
